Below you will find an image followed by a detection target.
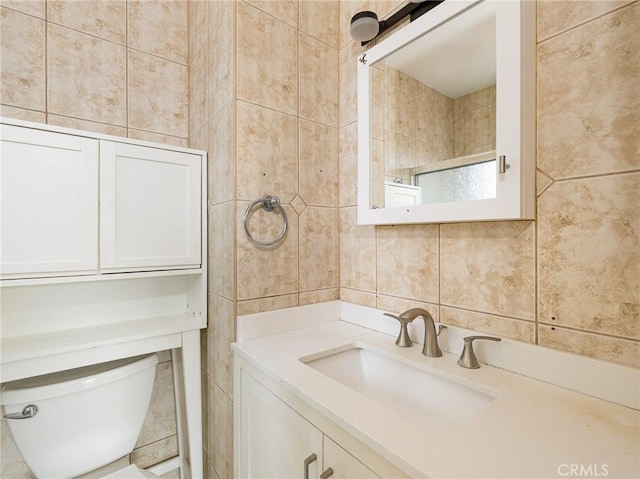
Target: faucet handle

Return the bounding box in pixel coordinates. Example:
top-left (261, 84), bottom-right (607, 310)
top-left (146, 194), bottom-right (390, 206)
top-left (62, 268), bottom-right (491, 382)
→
top-left (457, 335), bottom-right (502, 369)
top-left (384, 313), bottom-right (414, 347)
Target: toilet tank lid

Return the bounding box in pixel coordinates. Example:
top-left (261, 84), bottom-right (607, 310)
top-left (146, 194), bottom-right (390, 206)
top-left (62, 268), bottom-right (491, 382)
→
top-left (1, 353), bottom-right (158, 405)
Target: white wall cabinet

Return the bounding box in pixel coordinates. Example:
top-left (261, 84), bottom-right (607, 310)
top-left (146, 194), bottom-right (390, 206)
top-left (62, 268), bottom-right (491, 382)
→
top-left (0, 124), bottom-right (99, 278)
top-left (1, 125), bottom-right (201, 280)
top-left (236, 366), bottom-right (396, 479)
top-left (100, 141), bottom-right (201, 272)
top-left (0, 118), bottom-right (207, 479)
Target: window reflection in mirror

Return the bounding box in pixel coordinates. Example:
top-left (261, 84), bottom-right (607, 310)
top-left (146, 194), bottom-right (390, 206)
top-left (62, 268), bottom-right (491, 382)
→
top-left (369, 0), bottom-right (497, 209)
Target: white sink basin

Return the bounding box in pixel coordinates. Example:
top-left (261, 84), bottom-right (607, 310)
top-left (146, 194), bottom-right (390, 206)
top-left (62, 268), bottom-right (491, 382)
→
top-left (300, 344), bottom-right (497, 429)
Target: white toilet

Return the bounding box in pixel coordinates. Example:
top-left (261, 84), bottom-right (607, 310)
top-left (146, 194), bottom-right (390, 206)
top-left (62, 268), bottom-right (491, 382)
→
top-left (1, 353), bottom-right (162, 479)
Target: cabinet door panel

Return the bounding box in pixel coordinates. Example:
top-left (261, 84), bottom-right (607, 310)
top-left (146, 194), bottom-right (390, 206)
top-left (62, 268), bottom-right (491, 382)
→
top-left (324, 437), bottom-right (381, 479)
top-left (241, 371), bottom-right (323, 479)
top-left (100, 141), bottom-right (201, 271)
top-left (0, 125), bottom-right (98, 278)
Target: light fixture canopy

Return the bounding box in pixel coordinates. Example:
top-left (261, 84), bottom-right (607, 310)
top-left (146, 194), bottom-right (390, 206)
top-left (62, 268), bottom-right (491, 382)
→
top-left (349, 1), bottom-right (444, 45)
top-left (350, 11), bottom-right (380, 43)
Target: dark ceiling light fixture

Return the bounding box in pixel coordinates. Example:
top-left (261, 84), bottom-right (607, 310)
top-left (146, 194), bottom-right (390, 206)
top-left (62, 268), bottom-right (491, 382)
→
top-left (350, 0), bottom-right (444, 45)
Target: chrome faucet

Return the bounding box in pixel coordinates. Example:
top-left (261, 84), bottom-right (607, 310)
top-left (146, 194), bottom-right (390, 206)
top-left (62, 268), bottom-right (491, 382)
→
top-left (384, 308), bottom-right (447, 357)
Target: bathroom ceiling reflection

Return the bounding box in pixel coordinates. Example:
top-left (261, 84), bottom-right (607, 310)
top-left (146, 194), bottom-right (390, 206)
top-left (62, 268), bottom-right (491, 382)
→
top-left (369, 0), bottom-right (497, 209)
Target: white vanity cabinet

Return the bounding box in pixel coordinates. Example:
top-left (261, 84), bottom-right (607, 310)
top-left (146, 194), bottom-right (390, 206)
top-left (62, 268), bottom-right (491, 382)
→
top-left (235, 362), bottom-right (404, 479)
top-left (0, 124), bottom-right (99, 278)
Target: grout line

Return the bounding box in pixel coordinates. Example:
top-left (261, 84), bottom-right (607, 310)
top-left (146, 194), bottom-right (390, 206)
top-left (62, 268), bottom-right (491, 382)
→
top-left (538, 321), bottom-right (640, 343)
top-left (439, 303), bottom-right (536, 324)
top-left (537, 0), bottom-right (639, 45)
top-left (552, 168), bottom-right (640, 182)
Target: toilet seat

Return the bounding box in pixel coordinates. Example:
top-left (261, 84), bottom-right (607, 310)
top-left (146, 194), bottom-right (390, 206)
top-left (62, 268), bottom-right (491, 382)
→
top-left (102, 464), bottom-right (161, 479)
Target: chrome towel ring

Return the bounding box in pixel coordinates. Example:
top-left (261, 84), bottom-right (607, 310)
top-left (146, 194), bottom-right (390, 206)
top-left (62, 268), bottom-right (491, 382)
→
top-left (243, 195), bottom-right (288, 247)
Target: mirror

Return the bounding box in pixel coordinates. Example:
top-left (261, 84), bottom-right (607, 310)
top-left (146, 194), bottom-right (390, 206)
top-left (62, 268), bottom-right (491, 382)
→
top-left (357, 0), bottom-right (536, 225)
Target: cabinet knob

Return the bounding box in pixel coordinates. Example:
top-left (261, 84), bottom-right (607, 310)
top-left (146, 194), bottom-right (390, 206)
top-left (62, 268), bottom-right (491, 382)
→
top-left (303, 453), bottom-right (317, 479)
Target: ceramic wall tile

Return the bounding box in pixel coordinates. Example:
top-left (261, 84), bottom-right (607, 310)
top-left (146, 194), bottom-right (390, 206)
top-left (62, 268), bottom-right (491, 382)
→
top-left (209, 104), bottom-right (235, 205)
top-left (536, 169), bottom-right (554, 197)
top-left (0, 104), bottom-right (45, 122)
top-left (440, 221), bottom-right (536, 320)
top-left (299, 33), bottom-right (339, 127)
top-left (128, 0), bottom-right (188, 64)
top-left (299, 207), bottom-right (339, 291)
top-left (127, 129), bottom-right (188, 147)
top-left (440, 307), bottom-right (535, 343)
top-left (131, 435), bottom-right (178, 469)
top-left (188, 0), bottom-right (208, 60)
top-left (211, 380), bottom-right (233, 479)
top-left (538, 173), bottom-right (639, 340)
top-left (237, 294), bottom-right (299, 315)
top-left (537, 0), bottom-right (634, 42)
top-left (300, 0), bottom-right (340, 48)
top-left (339, 39), bottom-right (368, 127)
top-left (47, 114), bottom-right (127, 137)
top-left (135, 362), bottom-right (177, 448)
top-left (236, 101), bottom-right (298, 202)
top-left (207, 0), bottom-right (233, 35)
top-left (538, 324), bottom-right (639, 368)
top-left (299, 288), bottom-right (340, 306)
top-left (339, 206), bottom-right (376, 292)
top-left (209, 202), bottom-right (235, 300)
top-left (376, 224), bottom-right (439, 303)
top-left (48, 0), bottom-right (126, 44)
top-left (377, 0), bottom-right (405, 18)
top-left (537, 3), bottom-right (639, 179)
top-left (339, 122), bottom-right (358, 207)
top-left (340, 287), bottom-right (377, 308)
top-left (47, 24), bottom-right (126, 126)
top-left (237, 202), bottom-right (298, 300)
top-left (245, 0), bottom-right (298, 28)
top-left (0, 8), bottom-right (45, 111)
top-left (128, 50), bottom-right (188, 137)
top-left (207, 2), bottom-right (234, 118)
top-left (0, 0), bottom-right (44, 17)
top-left (208, 293), bottom-right (236, 397)
top-left (370, 139), bottom-right (384, 208)
top-left (237, 2), bottom-right (297, 115)
top-left (299, 119), bottom-right (339, 207)
top-left (190, 45), bottom-right (208, 135)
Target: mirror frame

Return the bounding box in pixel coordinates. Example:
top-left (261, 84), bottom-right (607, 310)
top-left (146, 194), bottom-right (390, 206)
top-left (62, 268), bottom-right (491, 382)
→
top-left (357, 0), bottom-right (536, 225)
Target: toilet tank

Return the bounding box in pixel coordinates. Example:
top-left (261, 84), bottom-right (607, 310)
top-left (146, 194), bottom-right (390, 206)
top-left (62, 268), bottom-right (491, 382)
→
top-left (1, 353), bottom-right (159, 479)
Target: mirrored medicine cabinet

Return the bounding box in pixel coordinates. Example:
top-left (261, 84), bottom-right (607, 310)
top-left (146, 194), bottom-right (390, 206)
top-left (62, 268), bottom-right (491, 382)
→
top-left (357, 0), bottom-right (536, 225)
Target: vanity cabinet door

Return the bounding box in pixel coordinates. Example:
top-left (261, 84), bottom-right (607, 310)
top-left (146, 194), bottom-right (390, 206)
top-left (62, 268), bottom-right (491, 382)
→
top-left (0, 125), bottom-right (99, 279)
top-left (324, 437), bottom-right (381, 479)
top-left (99, 141), bottom-right (201, 272)
top-left (240, 371), bottom-right (323, 479)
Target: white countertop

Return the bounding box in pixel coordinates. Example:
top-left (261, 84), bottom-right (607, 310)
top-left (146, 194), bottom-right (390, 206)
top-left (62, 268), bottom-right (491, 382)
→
top-left (232, 320), bottom-right (640, 479)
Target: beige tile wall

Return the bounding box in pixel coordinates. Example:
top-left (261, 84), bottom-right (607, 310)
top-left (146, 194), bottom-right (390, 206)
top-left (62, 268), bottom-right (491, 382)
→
top-left (190, 1), bottom-right (341, 476)
top-left (0, 0), bottom-right (188, 473)
top-left (340, 0), bottom-right (639, 368)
